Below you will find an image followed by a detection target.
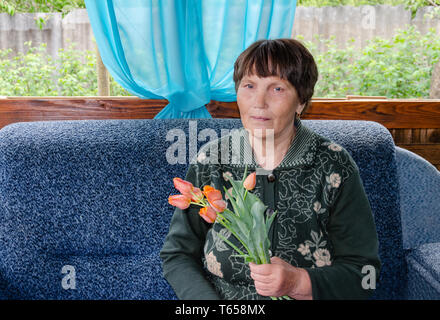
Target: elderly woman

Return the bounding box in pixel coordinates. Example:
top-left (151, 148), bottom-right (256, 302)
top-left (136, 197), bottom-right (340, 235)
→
top-left (160, 39), bottom-right (381, 300)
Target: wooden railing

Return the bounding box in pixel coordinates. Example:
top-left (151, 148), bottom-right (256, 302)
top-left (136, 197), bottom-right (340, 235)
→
top-left (0, 96), bottom-right (439, 170)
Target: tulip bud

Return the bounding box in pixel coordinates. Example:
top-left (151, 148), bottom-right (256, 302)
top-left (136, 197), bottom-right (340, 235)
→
top-left (173, 177), bottom-right (194, 196)
top-left (222, 171), bottom-right (233, 181)
top-left (168, 194), bottom-right (191, 210)
top-left (243, 171), bottom-right (256, 190)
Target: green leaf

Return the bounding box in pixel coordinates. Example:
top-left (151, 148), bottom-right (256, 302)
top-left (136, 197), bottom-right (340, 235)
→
top-left (223, 186), bottom-right (241, 216)
top-left (227, 178), bottom-right (246, 208)
top-left (250, 201), bottom-right (271, 263)
top-left (265, 209), bottom-right (277, 235)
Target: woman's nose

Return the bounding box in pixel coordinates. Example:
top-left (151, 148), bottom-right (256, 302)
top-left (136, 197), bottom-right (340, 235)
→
top-left (253, 90), bottom-right (267, 109)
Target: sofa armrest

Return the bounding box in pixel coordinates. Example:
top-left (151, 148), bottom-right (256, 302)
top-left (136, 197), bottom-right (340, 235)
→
top-left (406, 242), bottom-right (440, 299)
top-left (396, 147), bottom-right (440, 250)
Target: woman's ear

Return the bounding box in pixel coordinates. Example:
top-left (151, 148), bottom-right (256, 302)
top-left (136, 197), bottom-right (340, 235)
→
top-left (297, 103), bottom-right (306, 115)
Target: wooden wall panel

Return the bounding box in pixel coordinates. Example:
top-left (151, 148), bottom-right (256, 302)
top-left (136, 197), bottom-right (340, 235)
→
top-left (207, 99), bottom-right (440, 129)
top-left (0, 97), bottom-right (439, 170)
top-left (390, 128), bottom-right (440, 170)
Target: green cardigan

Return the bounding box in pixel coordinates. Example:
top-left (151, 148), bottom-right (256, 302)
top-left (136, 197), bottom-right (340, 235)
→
top-left (160, 119), bottom-right (381, 300)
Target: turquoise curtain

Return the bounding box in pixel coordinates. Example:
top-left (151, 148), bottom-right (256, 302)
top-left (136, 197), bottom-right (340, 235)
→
top-left (85, 0), bottom-right (297, 119)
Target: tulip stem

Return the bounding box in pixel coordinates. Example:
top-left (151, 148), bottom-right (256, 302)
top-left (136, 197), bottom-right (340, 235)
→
top-left (243, 189), bottom-right (248, 201)
top-left (189, 201), bottom-right (205, 207)
top-left (217, 233), bottom-right (246, 257)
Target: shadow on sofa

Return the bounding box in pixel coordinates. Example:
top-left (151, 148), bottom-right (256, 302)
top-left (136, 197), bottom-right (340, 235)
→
top-left (0, 119), bottom-right (438, 299)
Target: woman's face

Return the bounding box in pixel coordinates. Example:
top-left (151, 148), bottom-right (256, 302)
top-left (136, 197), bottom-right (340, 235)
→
top-left (236, 74), bottom-right (305, 140)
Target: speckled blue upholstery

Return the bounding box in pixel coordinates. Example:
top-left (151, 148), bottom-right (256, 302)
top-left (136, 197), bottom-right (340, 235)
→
top-left (396, 147), bottom-right (440, 250)
top-left (395, 146), bottom-right (440, 299)
top-left (0, 119), bottom-right (437, 299)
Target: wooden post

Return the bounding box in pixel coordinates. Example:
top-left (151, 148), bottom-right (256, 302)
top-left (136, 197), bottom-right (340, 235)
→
top-left (96, 43), bottom-right (110, 96)
top-left (430, 61), bottom-right (440, 99)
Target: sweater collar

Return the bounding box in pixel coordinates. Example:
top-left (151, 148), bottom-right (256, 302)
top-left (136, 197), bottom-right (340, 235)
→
top-left (228, 118), bottom-right (318, 170)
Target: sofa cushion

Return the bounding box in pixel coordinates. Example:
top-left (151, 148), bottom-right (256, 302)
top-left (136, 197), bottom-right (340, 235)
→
top-left (0, 252), bottom-right (175, 299)
top-left (406, 242), bottom-right (440, 299)
top-left (0, 119), bottom-right (403, 299)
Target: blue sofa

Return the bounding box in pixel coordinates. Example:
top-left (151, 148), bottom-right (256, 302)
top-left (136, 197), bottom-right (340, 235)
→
top-left (0, 118), bottom-right (438, 299)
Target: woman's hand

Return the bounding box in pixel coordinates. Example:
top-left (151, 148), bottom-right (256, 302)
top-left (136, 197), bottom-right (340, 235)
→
top-left (249, 256), bottom-right (313, 300)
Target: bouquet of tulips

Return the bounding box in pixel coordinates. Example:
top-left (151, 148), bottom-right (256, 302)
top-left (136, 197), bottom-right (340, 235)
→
top-left (169, 166), bottom-right (289, 299)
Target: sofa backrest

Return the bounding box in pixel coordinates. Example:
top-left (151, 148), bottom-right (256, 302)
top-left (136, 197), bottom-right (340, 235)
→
top-left (0, 119), bottom-right (404, 299)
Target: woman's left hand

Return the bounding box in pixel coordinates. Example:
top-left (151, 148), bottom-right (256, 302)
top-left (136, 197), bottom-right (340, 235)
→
top-left (249, 256), bottom-right (313, 299)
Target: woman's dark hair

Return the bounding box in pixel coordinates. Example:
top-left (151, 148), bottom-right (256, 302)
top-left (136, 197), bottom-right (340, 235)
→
top-left (233, 38), bottom-right (318, 114)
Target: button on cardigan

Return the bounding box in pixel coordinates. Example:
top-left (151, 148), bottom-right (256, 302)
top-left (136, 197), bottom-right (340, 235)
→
top-left (267, 173), bottom-right (276, 182)
top-left (160, 119), bottom-right (381, 300)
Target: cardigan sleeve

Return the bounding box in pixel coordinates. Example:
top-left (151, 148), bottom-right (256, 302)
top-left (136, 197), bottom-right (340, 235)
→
top-left (305, 169), bottom-right (381, 300)
top-left (159, 164), bottom-right (221, 300)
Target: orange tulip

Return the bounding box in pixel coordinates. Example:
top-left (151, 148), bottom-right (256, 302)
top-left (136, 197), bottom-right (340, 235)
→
top-left (168, 194), bottom-right (191, 210)
top-left (173, 177), bottom-right (194, 197)
top-left (210, 199), bottom-right (227, 212)
top-left (202, 185), bottom-right (216, 197)
top-left (203, 185), bottom-right (227, 212)
top-left (199, 206), bottom-right (218, 223)
top-left (243, 171), bottom-right (256, 190)
top-left (202, 185), bottom-right (220, 201)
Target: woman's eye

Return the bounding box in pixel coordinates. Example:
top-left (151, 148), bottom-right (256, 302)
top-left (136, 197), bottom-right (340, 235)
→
top-left (274, 87), bottom-right (283, 92)
top-left (244, 84), bottom-right (253, 89)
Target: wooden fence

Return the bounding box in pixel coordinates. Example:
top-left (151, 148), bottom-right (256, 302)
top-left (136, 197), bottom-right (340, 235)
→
top-left (1, 6), bottom-right (439, 59)
top-left (0, 97), bottom-right (439, 170)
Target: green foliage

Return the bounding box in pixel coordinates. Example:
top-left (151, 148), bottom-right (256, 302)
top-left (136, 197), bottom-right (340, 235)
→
top-left (404, 0), bottom-right (440, 18)
top-left (298, 0), bottom-right (437, 7)
top-left (299, 25), bottom-right (440, 98)
top-left (56, 42), bottom-right (97, 96)
top-left (0, 41), bottom-right (132, 96)
top-left (0, 0), bottom-right (85, 14)
top-left (0, 42), bottom-right (57, 96)
top-left (0, 25), bottom-right (438, 98)
top-left (0, 0), bottom-right (85, 29)
top-left (1, 0), bottom-right (438, 28)
top-left (298, 0), bottom-right (440, 18)
top-left (298, 0), bottom-right (404, 6)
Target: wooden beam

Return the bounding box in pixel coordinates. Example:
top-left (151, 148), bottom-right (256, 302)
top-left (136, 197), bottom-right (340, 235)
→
top-left (0, 97), bottom-right (439, 129)
top-left (0, 97), bottom-right (437, 170)
top-left (206, 100), bottom-right (440, 129)
top-left (0, 97), bottom-right (166, 128)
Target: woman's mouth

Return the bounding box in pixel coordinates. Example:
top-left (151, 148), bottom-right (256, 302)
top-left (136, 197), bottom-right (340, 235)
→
top-left (251, 116), bottom-right (270, 121)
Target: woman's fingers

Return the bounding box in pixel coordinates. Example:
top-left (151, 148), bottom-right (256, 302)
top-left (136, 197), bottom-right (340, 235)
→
top-left (249, 262), bottom-right (272, 275)
top-left (270, 256), bottom-right (290, 266)
top-left (250, 269), bottom-right (272, 283)
top-left (249, 258), bottom-right (294, 297)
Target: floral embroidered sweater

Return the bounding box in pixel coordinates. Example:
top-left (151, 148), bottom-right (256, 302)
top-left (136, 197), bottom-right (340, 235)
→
top-left (160, 119), bottom-right (381, 300)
